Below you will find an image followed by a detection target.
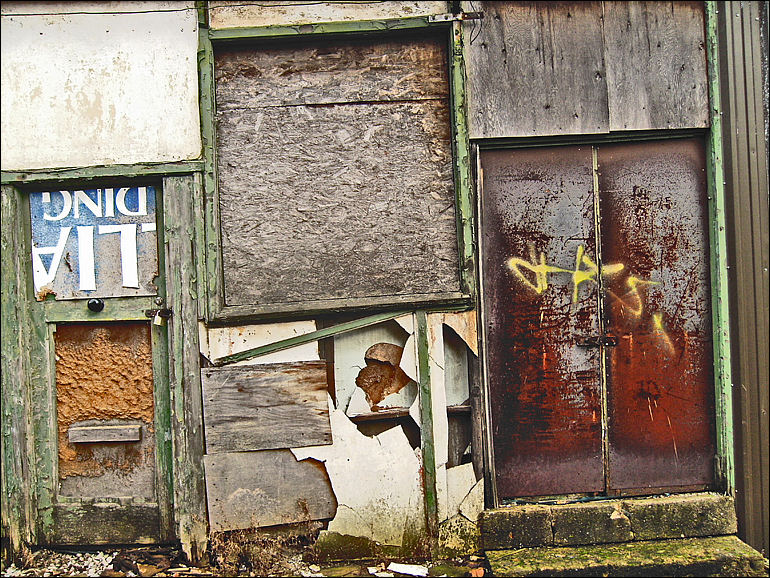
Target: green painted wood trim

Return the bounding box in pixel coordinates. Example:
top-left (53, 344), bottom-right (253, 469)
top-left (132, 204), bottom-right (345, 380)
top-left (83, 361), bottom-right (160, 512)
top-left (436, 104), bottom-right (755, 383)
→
top-left (1, 185), bottom-right (33, 560)
top-left (163, 175), bottom-right (209, 564)
top-left (198, 24), bottom-right (222, 324)
top-left (43, 297), bottom-right (158, 323)
top-left (450, 20), bottom-right (477, 299)
top-left (211, 309), bottom-right (412, 366)
top-left (207, 15), bottom-right (449, 42)
top-left (417, 311), bottom-right (438, 554)
top-left (150, 184), bottom-right (174, 543)
top-left (705, 1), bottom-right (735, 493)
top-left (1, 161), bottom-right (204, 186)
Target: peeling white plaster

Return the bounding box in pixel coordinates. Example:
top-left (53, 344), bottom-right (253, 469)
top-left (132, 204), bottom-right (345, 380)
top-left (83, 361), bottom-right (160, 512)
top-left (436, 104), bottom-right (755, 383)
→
top-left (445, 463), bottom-right (477, 522)
top-left (459, 478), bottom-right (484, 523)
top-left (395, 313), bottom-right (415, 335)
top-left (346, 387), bottom-right (370, 415)
top-left (292, 400), bottom-right (425, 547)
top-left (442, 311), bottom-right (478, 356)
top-left (400, 333), bottom-right (419, 383)
top-left (409, 394), bottom-right (421, 429)
top-left (443, 325), bottom-right (471, 406)
top-left (202, 321), bottom-right (319, 365)
top-left (1, 1), bottom-right (201, 170)
top-left (427, 314), bottom-right (449, 469)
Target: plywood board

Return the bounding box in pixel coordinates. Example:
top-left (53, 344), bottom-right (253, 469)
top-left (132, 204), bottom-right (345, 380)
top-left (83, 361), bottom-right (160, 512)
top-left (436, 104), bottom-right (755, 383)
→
top-left (202, 362), bottom-right (331, 453)
top-left (215, 35), bottom-right (460, 308)
top-left (466, 1), bottom-right (609, 138)
top-left (204, 449), bottom-right (337, 532)
top-left (603, 1), bottom-right (709, 131)
top-left (201, 320), bottom-right (319, 365)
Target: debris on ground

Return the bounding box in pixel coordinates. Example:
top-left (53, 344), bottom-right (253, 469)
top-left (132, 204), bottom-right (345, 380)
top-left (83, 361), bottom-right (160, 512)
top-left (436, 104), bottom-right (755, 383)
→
top-left (1, 545), bottom-right (489, 577)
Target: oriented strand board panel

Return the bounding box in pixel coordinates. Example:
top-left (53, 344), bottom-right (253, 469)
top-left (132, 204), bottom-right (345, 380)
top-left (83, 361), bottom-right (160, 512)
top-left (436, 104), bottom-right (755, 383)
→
top-left (215, 35), bottom-right (460, 307)
top-left (603, 1), bottom-right (709, 131)
top-left (0, 2), bottom-right (200, 171)
top-left (202, 362), bottom-right (331, 453)
top-left (466, 1), bottom-right (609, 138)
top-left (204, 449), bottom-right (337, 531)
top-left (209, 1), bottom-right (448, 28)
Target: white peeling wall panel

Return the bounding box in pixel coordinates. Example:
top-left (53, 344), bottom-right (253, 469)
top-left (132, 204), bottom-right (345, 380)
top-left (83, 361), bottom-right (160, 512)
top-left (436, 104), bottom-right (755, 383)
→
top-left (0, 2), bottom-right (201, 171)
top-left (208, 1), bottom-right (448, 29)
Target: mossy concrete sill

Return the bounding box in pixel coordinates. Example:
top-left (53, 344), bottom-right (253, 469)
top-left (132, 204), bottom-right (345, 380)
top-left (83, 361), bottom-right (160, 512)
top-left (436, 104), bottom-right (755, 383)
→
top-left (485, 535), bottom-right (769, 577)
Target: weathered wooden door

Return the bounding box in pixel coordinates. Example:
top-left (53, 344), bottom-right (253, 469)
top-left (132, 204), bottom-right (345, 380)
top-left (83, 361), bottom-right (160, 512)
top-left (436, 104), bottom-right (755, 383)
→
top-left (480, 139), bottom-right (716, 499)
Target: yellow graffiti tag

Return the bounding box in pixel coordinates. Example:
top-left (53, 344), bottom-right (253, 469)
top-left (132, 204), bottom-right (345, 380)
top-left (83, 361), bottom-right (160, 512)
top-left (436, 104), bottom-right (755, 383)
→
top-left (570, 245), bottom-right (625, 303)
top-left (507, 247), bottom-right (571, 294)
top-left (608, 276), bottom-right (660, 317)
top-left (652, 311), bottom-right (675, 355)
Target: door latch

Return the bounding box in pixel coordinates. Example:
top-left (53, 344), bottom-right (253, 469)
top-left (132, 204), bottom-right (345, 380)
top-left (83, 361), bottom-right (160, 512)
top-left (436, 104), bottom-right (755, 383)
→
top-left (144, 308), bottom-right (172, 326)
top-left (577, 335), bottom-right (618, 347)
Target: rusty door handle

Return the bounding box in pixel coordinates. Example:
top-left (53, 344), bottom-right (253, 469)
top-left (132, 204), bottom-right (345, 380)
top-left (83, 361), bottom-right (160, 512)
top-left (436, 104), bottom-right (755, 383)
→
top-left (577, 335), bottom-right (618, 347)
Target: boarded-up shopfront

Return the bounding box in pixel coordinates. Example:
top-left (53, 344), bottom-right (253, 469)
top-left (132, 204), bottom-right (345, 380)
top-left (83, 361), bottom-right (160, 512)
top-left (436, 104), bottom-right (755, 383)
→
top-left (2, 0), bottom-right (768, 569)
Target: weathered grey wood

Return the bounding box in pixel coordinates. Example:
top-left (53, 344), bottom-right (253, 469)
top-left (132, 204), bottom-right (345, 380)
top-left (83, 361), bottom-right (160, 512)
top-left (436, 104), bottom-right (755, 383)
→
top-left (208, 1), bottom-right (448, 29)
top-left (466, 1), bottom-right (609, 138)
top-left (68, 424), bottom-right (142, 444)
top-left (1, 185), bottom-right (32, 562)
top-left (215, 37), bottom-right (449, 109)
top-left (201, 362), bottom-right (331, 453)
top-left (163, 175), bottom-right (208, 562)
top-left (603, 1), bottom-right (709, 131)
top-left (204, 450), bottom-right (337, 532)
top-left (215, 35), bottom-right (460, 308)
top-left (50, 503), bottom-right (160, 545)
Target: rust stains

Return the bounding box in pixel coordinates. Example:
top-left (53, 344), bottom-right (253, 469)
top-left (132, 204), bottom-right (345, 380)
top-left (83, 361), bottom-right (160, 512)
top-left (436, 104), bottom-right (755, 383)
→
top-left (355, 343), bottom-right (413, 409)
top-left (55, 322), bottom-right (154, 479)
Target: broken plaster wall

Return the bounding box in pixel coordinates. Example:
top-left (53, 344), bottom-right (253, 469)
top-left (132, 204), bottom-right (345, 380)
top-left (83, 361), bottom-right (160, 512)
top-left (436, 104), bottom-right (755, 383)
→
top-left (198, 311), bottom-right (483, 555)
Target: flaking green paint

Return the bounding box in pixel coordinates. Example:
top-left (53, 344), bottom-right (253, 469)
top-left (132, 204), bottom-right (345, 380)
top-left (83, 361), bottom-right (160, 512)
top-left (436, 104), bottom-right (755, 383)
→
top-left (1, 161), bottom-right (204, 187)
top-left (705, 0), bottom-right (735, 493)
top-left (417, 311), bottom-right (439, 556)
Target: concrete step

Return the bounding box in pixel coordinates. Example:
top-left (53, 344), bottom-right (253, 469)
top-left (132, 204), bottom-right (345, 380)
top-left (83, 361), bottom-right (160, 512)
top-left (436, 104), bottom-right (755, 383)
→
top-left (480, 493), bottom-right (737, 550)
top-left (484, 535), bottom-right (768, 577)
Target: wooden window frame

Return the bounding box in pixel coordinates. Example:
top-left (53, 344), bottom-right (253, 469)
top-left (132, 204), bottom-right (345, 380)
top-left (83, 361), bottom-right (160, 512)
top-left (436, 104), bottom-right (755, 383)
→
top-left (198, 13), bottom-right (476, 323)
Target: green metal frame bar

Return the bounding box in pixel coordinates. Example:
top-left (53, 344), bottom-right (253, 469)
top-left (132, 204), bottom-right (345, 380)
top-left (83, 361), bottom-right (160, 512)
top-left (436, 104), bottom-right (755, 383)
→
top-left (211, 309), bottom-right (412, 366)
top-left (704, 1), bottom-right (735, 493)
top-left (199, 13), bottom-right (477, 322)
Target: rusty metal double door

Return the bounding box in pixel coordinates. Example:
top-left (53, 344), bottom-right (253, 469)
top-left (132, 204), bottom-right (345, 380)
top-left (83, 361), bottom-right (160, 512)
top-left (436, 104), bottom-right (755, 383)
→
top-left (480, 139), bottom-right (716, 499)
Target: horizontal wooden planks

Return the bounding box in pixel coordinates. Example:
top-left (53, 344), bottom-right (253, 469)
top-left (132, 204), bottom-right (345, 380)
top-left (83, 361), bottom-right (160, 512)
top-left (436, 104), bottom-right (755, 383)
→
top-left (214, 34), bottom-right (460, 308)
top-left (202, 361), bottom-right (331, 453)
top-left (603, 1), bottom-right (709, 131)
top-left (466, 1), bottom-right (609, 138)
top-left (204, 449), bottom-right (337, 532)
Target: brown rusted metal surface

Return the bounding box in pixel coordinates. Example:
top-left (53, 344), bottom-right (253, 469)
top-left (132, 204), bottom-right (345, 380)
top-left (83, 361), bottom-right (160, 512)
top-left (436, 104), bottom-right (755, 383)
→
top-left (481, 146), bottom-right (604, 498)
top-left (55, 322), bottom-right (156, 497)
top-left (598, 138), bottom-right (715, 491)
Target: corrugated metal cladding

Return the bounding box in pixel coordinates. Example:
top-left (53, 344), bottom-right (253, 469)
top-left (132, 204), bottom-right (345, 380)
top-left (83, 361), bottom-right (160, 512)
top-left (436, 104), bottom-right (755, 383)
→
top-left (718, 0), bottom-right (770, 557)
top-left (465, 1), bottom-right (710, 138)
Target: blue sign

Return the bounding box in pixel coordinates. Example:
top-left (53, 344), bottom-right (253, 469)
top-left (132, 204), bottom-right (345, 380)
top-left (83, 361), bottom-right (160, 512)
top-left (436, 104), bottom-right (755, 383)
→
top-left (29, 186), bottom-right (158, 300)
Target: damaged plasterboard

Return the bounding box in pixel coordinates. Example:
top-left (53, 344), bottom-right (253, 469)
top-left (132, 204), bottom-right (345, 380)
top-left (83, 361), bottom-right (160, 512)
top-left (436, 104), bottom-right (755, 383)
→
top-left (335, 321), bottom-right (417, 413)
top-left (442, 311), bottom-right (478, 356)
top-left (426, 313), bottom-right (450, 523)
top-left (459, 477), bottom-right (484, 523)
top-left (292, 400), bottom-right (425, 547)
top-left (443, 325), bottom-right (471, 407)
top-left (442, 463), bottom-right (478, 522)
top-left (200, 320), bottom-right (319, 365)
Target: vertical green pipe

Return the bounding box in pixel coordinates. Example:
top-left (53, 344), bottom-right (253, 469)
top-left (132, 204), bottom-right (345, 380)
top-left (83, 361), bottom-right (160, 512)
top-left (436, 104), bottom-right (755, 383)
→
top-left (417, 311), bottom-right (438, 555)
top-left (704, 1), bottom-right (735, 493)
